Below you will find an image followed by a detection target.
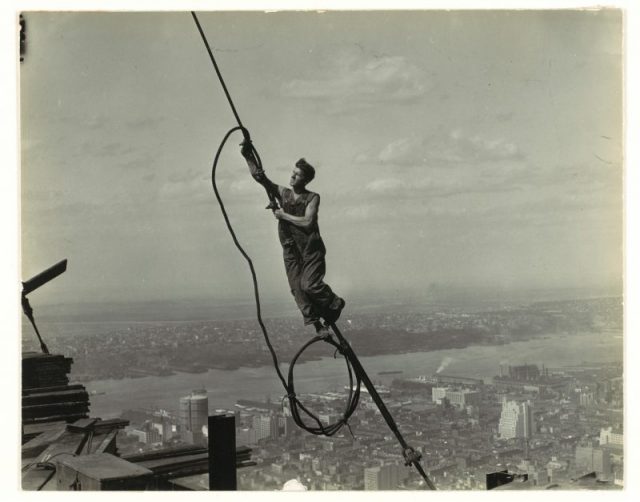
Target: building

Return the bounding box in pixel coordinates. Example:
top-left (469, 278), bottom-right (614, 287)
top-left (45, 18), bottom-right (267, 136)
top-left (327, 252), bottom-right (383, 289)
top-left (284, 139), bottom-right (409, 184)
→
top-left (494, 363), bottom-right (568, 393)
top-left (446, 389), bottom-right (481, 409)
top-left (432, 387), bottom-right (481, 409)
top-left (179, 389), bottom-right (209, 444)
top-left (575, 442), bottom-right (611, 479)
top-left (516, 459), bottom-right (549, 486)
top-left (253, 414), bottom-right (278, 442)
top-left (279, 415), bottom-right (296, 438)
top-left (505, 364), bottom-right (541, 381)
top-left (418, 374), bottom-right (484, 387)
top-left (545, 457), bottom-right (567, 483)
top-left (432, 387), bottom-right (448, 405)
top-left (127, 420), bottom-right (162, 445)
top-left (236, 426), bottom-right (257, 446)
top-left (312, 457), bottom-right (323, 472)
top-left (152, 409), bottom-right (175, 443)
top-left (599, 427), bottom-right (623, 449)
top-left (579, 391), bottom-right (596, 407)
top-left (319, 411), bottom-right (339, 424)
top-left (498, 398), bottom-right (534, 440)
top-left (363, 463), bottom-right (406, 490)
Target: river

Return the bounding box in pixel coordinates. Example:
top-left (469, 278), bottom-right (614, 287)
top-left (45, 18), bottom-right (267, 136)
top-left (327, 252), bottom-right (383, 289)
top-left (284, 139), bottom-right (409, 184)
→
top-left (84, 330), bottom-right (622, 419)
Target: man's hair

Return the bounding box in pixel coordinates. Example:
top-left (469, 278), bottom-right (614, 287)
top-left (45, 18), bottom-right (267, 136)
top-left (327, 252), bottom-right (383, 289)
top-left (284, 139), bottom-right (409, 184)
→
top-left (296, 158), bottom-right (315, 183)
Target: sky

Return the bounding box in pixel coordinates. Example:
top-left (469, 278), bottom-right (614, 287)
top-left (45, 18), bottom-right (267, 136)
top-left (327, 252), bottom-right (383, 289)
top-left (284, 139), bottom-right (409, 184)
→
top-left (19, 9), bottom-right (624, 308)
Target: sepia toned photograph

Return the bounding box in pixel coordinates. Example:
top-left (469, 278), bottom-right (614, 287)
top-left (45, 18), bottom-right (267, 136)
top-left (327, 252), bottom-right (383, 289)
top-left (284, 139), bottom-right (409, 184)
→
top-left (16, 5), bottom-right (626, 493)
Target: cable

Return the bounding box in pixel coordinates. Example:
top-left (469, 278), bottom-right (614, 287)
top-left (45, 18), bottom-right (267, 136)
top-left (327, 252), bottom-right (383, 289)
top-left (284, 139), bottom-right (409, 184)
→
top-left (192, 10), bottom-right (361, 438)
top-left (191, 12), bottom-right (245, 129)
top-left (193, 11), bottom-right (435, 488)
top-left (208, 125), bottom-right (361, 438)
top-left (328, 322), bottom-right (437, 490)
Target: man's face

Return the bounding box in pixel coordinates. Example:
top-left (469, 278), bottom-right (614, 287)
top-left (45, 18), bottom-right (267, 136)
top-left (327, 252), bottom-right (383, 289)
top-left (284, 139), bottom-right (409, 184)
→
top-left (289, 167), bottom-right (307, 188)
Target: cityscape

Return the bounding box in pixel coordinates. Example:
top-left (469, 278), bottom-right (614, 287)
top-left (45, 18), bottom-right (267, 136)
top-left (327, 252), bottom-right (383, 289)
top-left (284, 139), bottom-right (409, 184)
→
top-left (22, 296), bottom-right (624, 490)
top-left (113, 359), bottom-right (623, 490)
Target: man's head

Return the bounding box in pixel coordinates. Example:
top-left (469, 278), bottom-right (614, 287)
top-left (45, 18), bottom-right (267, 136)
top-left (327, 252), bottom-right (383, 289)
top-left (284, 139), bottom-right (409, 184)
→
top-left (290, 158), bottom-right (315, 188)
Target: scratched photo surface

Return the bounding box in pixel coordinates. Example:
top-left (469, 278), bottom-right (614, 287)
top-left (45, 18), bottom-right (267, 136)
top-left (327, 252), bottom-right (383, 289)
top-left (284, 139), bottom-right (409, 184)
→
top-left (20, 10), bottom-right (623, 491)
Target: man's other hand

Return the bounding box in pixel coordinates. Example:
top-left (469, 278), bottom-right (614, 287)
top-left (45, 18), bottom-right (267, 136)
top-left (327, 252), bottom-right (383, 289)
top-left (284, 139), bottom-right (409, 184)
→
top-left (240, 140), bottom-right (253, 159)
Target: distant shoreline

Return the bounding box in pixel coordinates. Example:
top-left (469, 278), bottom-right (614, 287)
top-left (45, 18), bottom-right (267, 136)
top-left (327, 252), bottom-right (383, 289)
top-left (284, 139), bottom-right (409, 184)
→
top-left (84, 329), bottom-right (624, 420)
top-left (26, 292), bottom-right (621, 324)
top-left (22, 296), bottom-right (622, 385)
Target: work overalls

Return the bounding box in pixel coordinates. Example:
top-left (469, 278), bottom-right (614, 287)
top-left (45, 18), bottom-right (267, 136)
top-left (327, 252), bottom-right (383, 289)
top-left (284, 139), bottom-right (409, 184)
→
top-left (278, 188), bottom-right (341, 326)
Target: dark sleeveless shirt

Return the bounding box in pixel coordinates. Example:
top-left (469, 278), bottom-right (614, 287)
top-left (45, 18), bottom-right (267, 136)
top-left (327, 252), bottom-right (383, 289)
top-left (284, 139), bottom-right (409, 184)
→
top-left (278, 188), bottom-right (324, 255)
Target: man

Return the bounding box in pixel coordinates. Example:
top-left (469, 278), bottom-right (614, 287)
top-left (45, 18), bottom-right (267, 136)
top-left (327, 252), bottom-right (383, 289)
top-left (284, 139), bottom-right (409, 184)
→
top-left (241, 142), bottom-right (345, 337)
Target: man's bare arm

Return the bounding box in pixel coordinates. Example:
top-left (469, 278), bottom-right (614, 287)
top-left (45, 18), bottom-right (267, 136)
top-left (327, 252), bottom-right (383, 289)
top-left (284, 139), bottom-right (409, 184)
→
top-left (274, 194), bottom-right (319, 229)
top-left (241, 142), bottom-right (283, 200)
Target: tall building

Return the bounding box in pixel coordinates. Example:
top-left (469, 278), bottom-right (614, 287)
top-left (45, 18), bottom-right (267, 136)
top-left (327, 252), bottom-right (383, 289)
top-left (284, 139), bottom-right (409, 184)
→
top-left (279, 414), bottom-right (296, 438)
top-left (179, 389), bottom-right (209, 444)
top-left (253, 414), bottom-right (276, 442)
top-left (575, 442), bottom-right (611, 478)
top-left (498, 398), bottom-right (534, 440)
top-left (364, 463), bottom-right (406, 490)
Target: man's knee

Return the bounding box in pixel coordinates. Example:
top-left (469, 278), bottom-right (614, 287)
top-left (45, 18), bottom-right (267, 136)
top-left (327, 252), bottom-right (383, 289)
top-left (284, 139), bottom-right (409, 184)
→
top-left (300, 279), bottom-right (322, 298)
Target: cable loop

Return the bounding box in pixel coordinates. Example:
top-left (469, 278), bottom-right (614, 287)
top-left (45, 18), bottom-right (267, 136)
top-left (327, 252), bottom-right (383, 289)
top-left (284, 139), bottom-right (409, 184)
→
top-left (209, 125), bottom-right (361, 439)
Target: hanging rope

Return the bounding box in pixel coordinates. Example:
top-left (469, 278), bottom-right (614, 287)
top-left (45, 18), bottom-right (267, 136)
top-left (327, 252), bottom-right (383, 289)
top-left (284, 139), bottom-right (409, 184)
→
top-left (191, 12), bottom-right (245, 129)
top-left (193, 12), bottom-right (361, 438)
top-left (191, 11), bottom-right (435, 489)
top-left (207, 124), bottom-right (360, 437)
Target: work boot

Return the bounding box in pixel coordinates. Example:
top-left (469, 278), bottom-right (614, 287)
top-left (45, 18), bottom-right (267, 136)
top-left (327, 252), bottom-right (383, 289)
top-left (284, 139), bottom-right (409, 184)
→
top-left (324, 297), bottom-right (346, 324)
top-left (314, 321), bottom-right (331, 340)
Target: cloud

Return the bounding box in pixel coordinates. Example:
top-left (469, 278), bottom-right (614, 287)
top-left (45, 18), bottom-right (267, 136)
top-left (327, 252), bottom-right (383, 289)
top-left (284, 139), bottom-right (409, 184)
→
top-left (158, 175), bottom-right (210, 201)
top-left (126, 116), bottom-right (166, 129)
top-left (156, 167), bottom-right (262, 207)
top-left (60, 113), bottom-right (165, 133)
top-left (95, 141), bottom-right (137, 158)
top-left (357, 129), bottom-right (523, 167)
top-left (228, 178), bottom-right (257, 195)
top-left (365, 178), bottom-right (407, 194)
top-left (167, 168), bottom-right (202, 184)
top-left (281, 48), bottom-right (430, 109)
top-left (22, 188), bottom-right (65, 204)
top-left (83, 115), bottom-right (112, 131)
top-left (359, 174), bottom-right (523, 203)
top-left (342, 204), bottom-right (374, 221)
top-left (495, 111), bottom-right (514, 122)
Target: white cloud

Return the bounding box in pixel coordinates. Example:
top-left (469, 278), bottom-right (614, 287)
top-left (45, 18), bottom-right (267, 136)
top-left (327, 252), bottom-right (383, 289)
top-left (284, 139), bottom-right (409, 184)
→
top-left (357, 129), bottom-right (523, 167)
top-left (362, 175), bottom-right (466, 199)
top-left (281, 48), bottom-right (430, 108)
top-left (228, 177), bottom-right (256, 195)
top-left (365, 178), bottom-right (406, 194)
top-left (158, 174), bottom-right (211, 202)
top-left (343, 204), bottom-right (373, 221)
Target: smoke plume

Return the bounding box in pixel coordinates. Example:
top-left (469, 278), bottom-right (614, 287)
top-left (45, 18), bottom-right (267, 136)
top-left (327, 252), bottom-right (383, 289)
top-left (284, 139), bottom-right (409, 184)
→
top-left (436, 357), bottom-right (453, 374)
